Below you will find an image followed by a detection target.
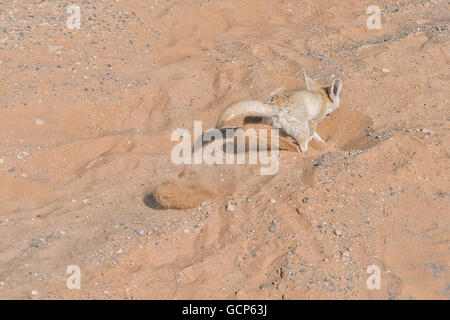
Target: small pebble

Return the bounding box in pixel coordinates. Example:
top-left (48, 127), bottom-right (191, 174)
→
top-left (225, 202), bottom-right (235, 212)
top-left (48, 45), bottom-right (63, 52)
top-left (269, 221), bottom-right (277, 233)
top-left (420, 128), bottom-right (434, 135)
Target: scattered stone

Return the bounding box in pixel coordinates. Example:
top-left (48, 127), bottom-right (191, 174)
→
top-left (8, 167), bottom-right (15, 173)
top-left (225, 202), bottom-right (235, 212)
top-left (341, 250), bottom-right (350, 257)
top-left (314, 160), bottom-right (323, 167)
top-left (48, 45), bottom-right (63, 52)
top-left (302, 197), bottom-right (309, 203)
top-left (419, 128), bottom-right (434, 135)
top-left (136, 229), bottom-right (145, 236)
top-left (269, 198), bottom-right (276, 203)
top-left (259, 283), bottom-right (271, 290)
top-left (269, 221), bottom-right (277, 233)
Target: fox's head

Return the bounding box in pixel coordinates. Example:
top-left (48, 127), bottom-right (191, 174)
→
top-left (304, 73), bottom-right (342, 115)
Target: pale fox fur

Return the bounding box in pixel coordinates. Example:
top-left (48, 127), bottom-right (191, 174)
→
top-left (216, 73), bottom-right (342, 152)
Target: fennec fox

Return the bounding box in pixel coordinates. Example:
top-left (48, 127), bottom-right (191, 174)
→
top-left (216, 73), bottom-right (342, 152)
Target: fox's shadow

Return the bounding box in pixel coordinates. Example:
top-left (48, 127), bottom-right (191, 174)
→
top-left (143, 193), bottom-right (166, 210)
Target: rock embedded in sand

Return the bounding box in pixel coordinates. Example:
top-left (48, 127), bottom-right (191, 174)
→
top-left (269, 221), bottom-right (277, 233)
top-left (225, 201), bottom-right (236, 212)
top-left (47, 45), bottom-right (63, 52)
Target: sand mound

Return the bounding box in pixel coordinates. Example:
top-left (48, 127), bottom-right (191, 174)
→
top-left (317, 105), bottom-right (379, 151)
top-left (150, 170), bottom-right (219, 209)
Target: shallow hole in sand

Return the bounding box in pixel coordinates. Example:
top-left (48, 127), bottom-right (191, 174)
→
top-left (317, 105), bottom-right (379, 152)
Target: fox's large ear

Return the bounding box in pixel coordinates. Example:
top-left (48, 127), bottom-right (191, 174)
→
top-left (330, 79), bottom-right (342, 101)
top-left (304, 72), bottom-right (321, 91)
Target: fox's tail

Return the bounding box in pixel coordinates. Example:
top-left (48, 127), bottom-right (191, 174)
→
top-left (216, 100), bottom-right (277, 128)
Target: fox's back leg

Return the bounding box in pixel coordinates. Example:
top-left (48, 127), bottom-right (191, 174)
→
top-left (308, 120), bottom-right (325, 143)
top-left (285, 121), bottom-right (310, 152)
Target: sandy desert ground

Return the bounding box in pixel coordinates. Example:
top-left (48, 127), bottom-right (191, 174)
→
top-left (0, 0), bottom-right (449, 299)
